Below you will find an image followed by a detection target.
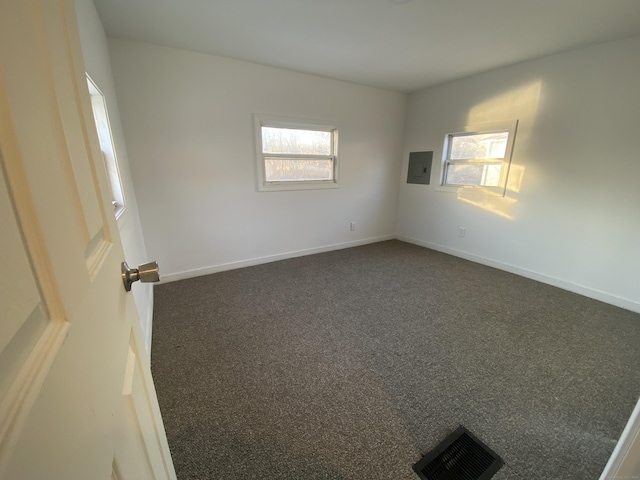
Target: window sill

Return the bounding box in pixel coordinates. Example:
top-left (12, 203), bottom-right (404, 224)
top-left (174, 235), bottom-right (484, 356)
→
top-left (435, 184), bottom-right (506, 197)
top-left (258, 181), bottom-right (339, 192)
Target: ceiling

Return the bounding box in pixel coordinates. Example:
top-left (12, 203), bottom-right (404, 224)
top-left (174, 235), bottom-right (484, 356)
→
top-left (93, 0), bottom-right (640, 93)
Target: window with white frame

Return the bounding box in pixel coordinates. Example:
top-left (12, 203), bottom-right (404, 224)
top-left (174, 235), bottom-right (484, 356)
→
top-left (254, 114), bottom-right (338, 191)
top-left (86, 75), bottom-right (125, 218)
top-left (441, 120), bottom-right (518, 194)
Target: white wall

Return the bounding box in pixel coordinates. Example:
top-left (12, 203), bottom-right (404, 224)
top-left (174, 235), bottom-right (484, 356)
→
top-left (74, 1), bottom-right (154, 352)
top-left (397, 35), bottom-right (640, 312)
top-left (107, 39), bottom-right (407, 281)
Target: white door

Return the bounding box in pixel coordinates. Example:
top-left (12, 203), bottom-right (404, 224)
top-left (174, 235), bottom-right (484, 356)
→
top-left (0, 1), bottom-right (176, 479)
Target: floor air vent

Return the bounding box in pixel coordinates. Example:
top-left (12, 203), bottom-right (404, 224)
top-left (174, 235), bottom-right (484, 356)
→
top-left (413, 426), bottom-right (504, 480)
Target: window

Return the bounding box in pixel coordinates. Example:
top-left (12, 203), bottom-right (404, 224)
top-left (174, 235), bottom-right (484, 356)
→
top-left (86, 75), bottom-right (125, 218)
top-left (441, 120), bottom-right (518, 194)
top-left (254, 114), bottom-right (338, 191)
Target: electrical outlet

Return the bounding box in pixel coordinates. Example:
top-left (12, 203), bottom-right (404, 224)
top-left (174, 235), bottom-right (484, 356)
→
top-left (350, 222), bottom-right (356, 231)
top-left (458, 227), bottom-right (466, 238)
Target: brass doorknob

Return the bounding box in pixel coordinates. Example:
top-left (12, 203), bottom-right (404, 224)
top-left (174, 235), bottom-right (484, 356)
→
top-left (121, 261), bottom-right (160, 292)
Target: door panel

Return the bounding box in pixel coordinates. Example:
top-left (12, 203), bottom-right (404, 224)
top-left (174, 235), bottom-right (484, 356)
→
top-left (0, 161), bottom-right (66, 469)
top-left (0, 164), bottom-right (45, 353)
top-left (43, 0), bottom-right (107, 246)
top-left (116, 329), bottom-right (174, 480)
top-left (0, 1), bottom-right (176, 479)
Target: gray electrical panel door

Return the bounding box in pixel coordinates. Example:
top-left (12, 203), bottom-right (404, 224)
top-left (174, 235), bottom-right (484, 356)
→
top-left (407, 151), bottom-right (433, 185)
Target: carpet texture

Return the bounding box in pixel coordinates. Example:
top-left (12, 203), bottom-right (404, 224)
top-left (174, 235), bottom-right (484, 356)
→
top-left (151, 240), bottom-right (640, 479)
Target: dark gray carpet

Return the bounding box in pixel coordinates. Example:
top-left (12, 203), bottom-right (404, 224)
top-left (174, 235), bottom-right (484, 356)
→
top-left (151, 240), bottom-right (640, 479)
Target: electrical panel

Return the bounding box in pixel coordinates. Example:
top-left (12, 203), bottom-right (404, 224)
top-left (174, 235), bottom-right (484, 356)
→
top-left (407, 151), bottom-right (432, 185)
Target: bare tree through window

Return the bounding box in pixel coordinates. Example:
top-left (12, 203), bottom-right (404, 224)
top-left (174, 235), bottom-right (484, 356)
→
top-left (261, 125), bottom-right (336, 183)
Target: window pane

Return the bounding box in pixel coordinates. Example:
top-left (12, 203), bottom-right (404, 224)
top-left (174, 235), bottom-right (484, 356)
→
top-left (449, 132), bottom-right (508, 160)
top-left (87, 77), bottom-right (125, 215)
top-left (445, 163), bottom-right (502, 187)
top-left (262, 127), bottom-right (331, 155)
top-left (265, 158), bottom-right (333, 182)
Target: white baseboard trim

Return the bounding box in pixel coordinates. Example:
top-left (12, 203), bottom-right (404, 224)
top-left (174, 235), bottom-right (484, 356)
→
top-left (160, 234), bottom-right (396, 284)
top-left (158, 233), bottom-right (638, 313)
top-left (397, 235), bottom-right (640, 314)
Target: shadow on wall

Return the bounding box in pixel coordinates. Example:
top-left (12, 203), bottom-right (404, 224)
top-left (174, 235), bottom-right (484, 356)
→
top-left (454, 81), bottom-right (542, 220)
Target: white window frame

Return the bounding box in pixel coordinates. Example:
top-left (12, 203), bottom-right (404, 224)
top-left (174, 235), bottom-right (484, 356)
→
top-left (86, 74), bottom-right (126, 219)
top-left (254, 114), bottom-right (339, 192)
top-left (439, 120), bottom-right (518, 196)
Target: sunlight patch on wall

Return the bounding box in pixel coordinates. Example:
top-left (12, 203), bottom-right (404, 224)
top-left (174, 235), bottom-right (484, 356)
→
top-left (467, 81), bottom-right (542, 126)
top-left (457, 189), bottom-right (518, 220)
top-left (505, 164), bottom-right (525, 194)
top-left (456, 81), bottom-right (542, 219)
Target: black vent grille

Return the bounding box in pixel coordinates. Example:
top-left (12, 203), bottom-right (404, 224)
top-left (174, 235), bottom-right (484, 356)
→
top-left (413, 426), bottom-right (504, 480)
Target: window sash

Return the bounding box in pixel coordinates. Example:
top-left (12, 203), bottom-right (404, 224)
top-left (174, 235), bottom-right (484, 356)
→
top-left (261, 126), bottom-right (334, 157)
top-left (444, 160), bottom-right (504, 187)
top-left (254, 114), bottom-right (339, 191)
top-left (263, 156), bottom-right (335, 184)
top-left (446, 131), bottom-right (510, 161)
top-left (262, 153), bottom-right (335, 161)
top-left (261, 152), bottom-right (336, 184)
top-left (440, 120), bottom-right (518, 193)
top-left (445, 158), bottom-right (505, 164)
